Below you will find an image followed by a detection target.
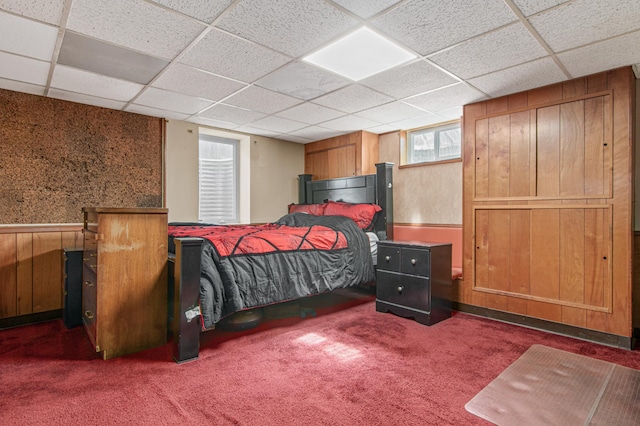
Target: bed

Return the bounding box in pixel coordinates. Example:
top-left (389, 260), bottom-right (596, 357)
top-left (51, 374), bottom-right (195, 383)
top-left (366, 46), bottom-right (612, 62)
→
top-left (168, 162), bottom-right (393, 363)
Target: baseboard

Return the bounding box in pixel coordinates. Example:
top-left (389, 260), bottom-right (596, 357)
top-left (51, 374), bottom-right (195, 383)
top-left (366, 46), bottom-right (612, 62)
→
top-left (0, 310), bottom-right (62, 331)
top-left (454, 302), bottom-right (633, 350)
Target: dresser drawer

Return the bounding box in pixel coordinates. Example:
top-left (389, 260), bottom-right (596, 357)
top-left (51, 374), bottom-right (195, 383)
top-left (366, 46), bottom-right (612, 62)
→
top-left (400, 247), bottom-right (430, 276)
top-left (376, 270), bottom-right (431, 313)
top-left (377, 245), bottom-right (400, 272)
top-left (82, 265), bottom-right (97, 347)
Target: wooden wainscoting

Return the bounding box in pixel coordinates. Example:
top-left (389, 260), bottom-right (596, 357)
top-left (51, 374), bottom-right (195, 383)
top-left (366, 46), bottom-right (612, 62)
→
top-left (0, 224), bottom-right (83, 321)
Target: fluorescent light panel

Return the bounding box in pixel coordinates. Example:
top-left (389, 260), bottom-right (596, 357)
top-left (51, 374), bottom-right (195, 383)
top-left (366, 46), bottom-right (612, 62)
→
top-left (303, 27), bottom-right (416, 81)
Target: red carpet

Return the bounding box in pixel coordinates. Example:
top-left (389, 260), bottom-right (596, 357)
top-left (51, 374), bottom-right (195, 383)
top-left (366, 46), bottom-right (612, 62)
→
top-left (1, 288), bottom-right (639, 425)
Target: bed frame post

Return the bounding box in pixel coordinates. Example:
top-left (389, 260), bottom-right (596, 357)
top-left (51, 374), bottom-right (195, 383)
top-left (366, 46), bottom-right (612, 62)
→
top-left (172, 237), bottom-right (203, 363)
top-left (376, 162), bottom-right (394, 241)
top-left (298, 174), bottom-right (312, 204)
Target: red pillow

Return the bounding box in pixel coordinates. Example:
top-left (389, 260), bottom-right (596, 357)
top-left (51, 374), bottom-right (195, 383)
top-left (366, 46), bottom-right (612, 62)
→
top-left (323, 201), bottom-right (382, 230)
top-left (288, 203), bottom-right (326, 216)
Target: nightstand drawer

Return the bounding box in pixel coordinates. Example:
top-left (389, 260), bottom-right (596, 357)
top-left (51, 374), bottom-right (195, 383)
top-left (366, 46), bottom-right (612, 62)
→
top-left (376, 270), bottom-right (431, 313)
top-left (400, 247), bottom-right (430, 276)
top-left (377, 245), bottom-right (400, 272)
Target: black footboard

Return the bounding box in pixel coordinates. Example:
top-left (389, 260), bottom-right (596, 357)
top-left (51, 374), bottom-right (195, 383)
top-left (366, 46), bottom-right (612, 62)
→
top-left (168, 237), bottom-right (203, 363)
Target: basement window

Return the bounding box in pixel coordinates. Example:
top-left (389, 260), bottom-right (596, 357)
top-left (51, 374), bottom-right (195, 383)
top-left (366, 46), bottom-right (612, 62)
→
top-left (406, 120), bottom-right (461, 165)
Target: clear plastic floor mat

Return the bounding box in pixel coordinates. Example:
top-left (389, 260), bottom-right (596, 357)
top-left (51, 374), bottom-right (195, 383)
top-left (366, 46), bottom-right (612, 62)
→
top-left (465, 344), bottom-right (640, 426)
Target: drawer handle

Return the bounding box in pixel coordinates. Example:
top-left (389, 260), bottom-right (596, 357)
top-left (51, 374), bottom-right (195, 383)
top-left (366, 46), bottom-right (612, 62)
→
top-left (411, 259), bottom-right (417, 265)
top-left (84, 280), bottom-right (94, 287)
top-left (84, 310), bottom-right (94, 319)
top-left (397, 286), bottom-right (403, 294)
top-left (385, 255), bottom-right (391, 262)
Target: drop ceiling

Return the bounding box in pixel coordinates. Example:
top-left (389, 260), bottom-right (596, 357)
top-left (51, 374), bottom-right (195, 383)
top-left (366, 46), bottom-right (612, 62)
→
top-left (1, 0), bottom-right (639, 144)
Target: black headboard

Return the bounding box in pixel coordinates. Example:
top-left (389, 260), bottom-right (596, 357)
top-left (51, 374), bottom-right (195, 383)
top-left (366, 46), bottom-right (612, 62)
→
top-left (298, 162), bottom-right (393, 240)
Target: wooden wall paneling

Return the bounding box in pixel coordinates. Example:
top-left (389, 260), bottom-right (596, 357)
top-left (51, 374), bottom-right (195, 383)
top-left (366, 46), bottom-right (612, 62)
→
top-left (536, 105), bottom-right (561, 197)
top-left (559, 101), bottom-right (585, 197)
top-left (529, 208), bottom-right (562, 322)
top-left (587, 72), bottom-right (608, 93)
top-left (608, 68), bottom-right (634, 336)
top-left (32, 232), bottom-right (62, 313)
top-left (584, 96), bottom-right (606, 195)
top-left (509, 111), bottom-right (531, 197)
top-left (474, 118), bottom-right (489, 199)
top-left (16, 233), bottom-right (33, 315)
top-left (61, 230), bottom-right (83, 250)
top-left (507, 209), bottom-right (530, 315)
top-left (528, 82), bottom-right (563, 106)
top-left (488, 115), bottom-right (510, 198)
top-left (485, 210), bottom-right (509, 311)
top-left (563, 77), bottom-right (586, 98)
top-left (0, 234), bottom-right (17, 318)
top-left (559, 208), bottom-right (586, 327)
top-left (360, 131), bottom-right (379, 175)
top-left (507, 91), bottom-right (529, 110)
top-left (585, 207), bottom-right (608, 331)
top-left (472, 209), bottom-right (488, 307)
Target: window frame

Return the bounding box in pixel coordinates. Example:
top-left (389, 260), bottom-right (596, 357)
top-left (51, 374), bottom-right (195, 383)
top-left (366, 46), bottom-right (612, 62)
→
top-left (402, 119), bottom-right (462, 168)
top-left (198, 133), bottom-right (239, 224)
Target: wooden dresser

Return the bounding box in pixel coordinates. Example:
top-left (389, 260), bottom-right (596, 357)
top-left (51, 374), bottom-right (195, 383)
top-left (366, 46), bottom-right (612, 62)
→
top-left (82, 207), bottom-right (168, 359)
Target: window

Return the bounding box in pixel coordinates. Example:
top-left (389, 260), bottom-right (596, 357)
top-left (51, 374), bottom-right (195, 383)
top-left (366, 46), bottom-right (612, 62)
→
top-left (406, 121), bottom-right (461, 165)
top-left (199, 134), bottom-right (238, 224)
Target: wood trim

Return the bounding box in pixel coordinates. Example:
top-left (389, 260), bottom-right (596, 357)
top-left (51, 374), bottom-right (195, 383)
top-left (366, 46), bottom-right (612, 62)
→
top-left (398, 157), bottom-right (462, 169)
top-left (0, 224), bottom-right (83, 234)
top-left (395, 223), bottom-right (462, 228)
top-left (472, 287), bottom-right (611, 313)
top-left (472, 90), bottom-right (613, 121)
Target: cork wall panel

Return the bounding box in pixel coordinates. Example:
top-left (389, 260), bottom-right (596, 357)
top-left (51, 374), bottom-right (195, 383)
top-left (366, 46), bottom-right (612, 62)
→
top-left (0, 89), bottom-right (163, 224)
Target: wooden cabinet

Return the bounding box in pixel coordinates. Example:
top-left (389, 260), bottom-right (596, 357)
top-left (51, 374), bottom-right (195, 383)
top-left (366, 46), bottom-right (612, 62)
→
top-left (82, 207), bottom-right (168, 359)
top-left (376, 240), bottom-right (452, 325)
top-left (461, 67), bottom-right (635, 342)
top-left (304, 130), bottom-right (379, 180)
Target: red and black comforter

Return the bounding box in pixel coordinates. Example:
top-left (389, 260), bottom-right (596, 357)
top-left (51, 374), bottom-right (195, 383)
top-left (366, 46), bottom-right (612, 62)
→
top-left (168, 212), bottom-right (375, 328)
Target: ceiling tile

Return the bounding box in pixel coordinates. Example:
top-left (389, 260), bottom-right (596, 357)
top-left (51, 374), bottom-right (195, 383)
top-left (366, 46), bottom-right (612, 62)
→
top-left (67, 0), bottom-right (206, 60)
top-left (198, 103), bottom-right (267, 125)
top-left (360, 60), bottom-right (458, 99)
top-left (0, 11), bottom-right (58, 60)
top-left (0, 78), bottom-right (45, 96)
top-left (153, 63), bottom-right (246, 101)
top-left (403, 83), bottom-right (487, 113)
top-left (530, 0), bottom-right (640, 52)
top-left (0, 52), bottom-right (50, 85)
top-left (557, 30), bottom-right (640, 78)
top-left (365, 123), bottom-right (399, 134)
top-left (435, 106), bottom-right (463, 121)
top-left (58, 31), bottom-right (170, 85)
top-left (50, 65), bottom-right (144, 102)
top-left (48, 88), bottom-right (127, 110)
top-left (275, 134), bottom-right (314, 144)
top-left (356, 101), bottom-right (424, 123)
top-left (287, 126), bottom-right (343, 141)
top-left (255, 62), bottom-right (350, 100)
top-left (391, 113), bottom-right (444, 130)
top-left (187, 115), bottom-right (239, 131)
top-left (134, 86), bottom-right (214, 114)
top-left (319, 115), bottom-right (380, 132)
top-left (215, 0), bottom-right (358, 57)
top-left (372, 0), bottom-right (516, 55)
top-left (511, 0), bottom-right (568, 16)
top-left (149, 0), bottom-right (236, 23)
top-left (312, 84), bottom-right (394, 114)
top-left (429, 23), bottom-right (548, 79)
top-left (234, 125), bottom-right (281, 137)
top-left (125, 104), bottom-right (190, 121)
top-left (331, 0), bottom-right (403, 19)
top-left (249, 116), bottom-right (307, 133)
top-left (275, 103), bottom-right (345, 125)
top-left (223, 86), bottom-right (302, 114)
top-left (469, 57), bottom-right (567, 98)
top-left (0, 0), bottom-right (65, 25)
top-left (180, 29), bottom-right (291, 83)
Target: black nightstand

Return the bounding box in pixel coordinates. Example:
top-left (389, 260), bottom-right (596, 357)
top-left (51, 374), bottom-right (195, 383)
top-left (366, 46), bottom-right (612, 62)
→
top-left (376, 240), bottom-right (452, 326)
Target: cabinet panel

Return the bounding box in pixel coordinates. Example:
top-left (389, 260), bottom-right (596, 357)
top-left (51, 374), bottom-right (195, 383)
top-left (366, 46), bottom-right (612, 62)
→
top-left (473, 206), bottom-right (611, 313)
top-left (0, 234), bottom-right (17, 318)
